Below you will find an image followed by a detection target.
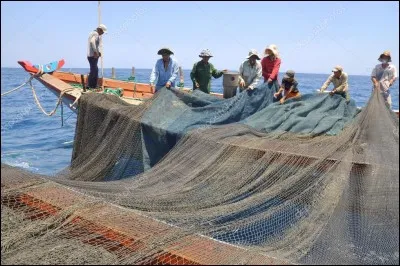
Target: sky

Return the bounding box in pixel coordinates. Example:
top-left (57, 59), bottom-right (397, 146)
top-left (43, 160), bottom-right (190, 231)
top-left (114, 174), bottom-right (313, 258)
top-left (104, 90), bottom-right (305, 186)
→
top-left (1, 1), bottom-right (399, 75)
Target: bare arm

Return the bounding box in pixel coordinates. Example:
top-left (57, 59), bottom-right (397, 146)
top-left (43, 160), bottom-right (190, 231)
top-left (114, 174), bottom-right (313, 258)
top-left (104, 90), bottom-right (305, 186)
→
top-left (320, 75), bottom-right (332, 92)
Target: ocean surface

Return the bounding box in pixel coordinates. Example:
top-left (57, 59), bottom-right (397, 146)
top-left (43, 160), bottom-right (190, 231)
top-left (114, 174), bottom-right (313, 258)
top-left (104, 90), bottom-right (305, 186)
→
top-left (1, 67), bottom-right (399, 175)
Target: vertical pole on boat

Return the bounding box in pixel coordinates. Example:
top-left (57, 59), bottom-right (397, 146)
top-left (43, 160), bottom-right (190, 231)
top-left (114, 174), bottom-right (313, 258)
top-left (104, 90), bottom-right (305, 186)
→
top-left (61, 101), bottom-right (64, 127)
top-left (111, 67), bottom-right (116, 79)
top-left (131, 66), bottom-right (136, 98)
top-left (98, 1), bottom-right (104, 90)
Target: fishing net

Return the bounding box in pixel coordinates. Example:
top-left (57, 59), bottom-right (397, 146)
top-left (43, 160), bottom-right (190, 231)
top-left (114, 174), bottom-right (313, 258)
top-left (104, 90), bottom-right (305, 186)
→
top-left (1, 83), bottom-right (398, 265)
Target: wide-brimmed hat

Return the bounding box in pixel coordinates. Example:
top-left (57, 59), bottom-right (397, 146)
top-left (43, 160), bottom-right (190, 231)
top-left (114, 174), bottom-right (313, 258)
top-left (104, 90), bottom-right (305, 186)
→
top-left (199, 49), bottom-right (213, 57)
top-left (157, 47), bottom-right (174, 55)
top-left (332, 65), bottom-right (343, 72)
top-left (265, 44), bottom-right (279, 57)
top-left (284, 70), bottom-right (295, 79)
top-left (246, 49), bottom-right (260, 60)
top-left (378, 50), bottom-right (392, 62)
top-left (97, 24), bottom-right (107, 33)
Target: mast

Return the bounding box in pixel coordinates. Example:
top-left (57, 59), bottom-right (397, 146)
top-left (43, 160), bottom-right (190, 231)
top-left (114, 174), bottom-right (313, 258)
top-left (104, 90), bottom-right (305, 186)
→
top-left (98, 1), bottom-right (104, 89)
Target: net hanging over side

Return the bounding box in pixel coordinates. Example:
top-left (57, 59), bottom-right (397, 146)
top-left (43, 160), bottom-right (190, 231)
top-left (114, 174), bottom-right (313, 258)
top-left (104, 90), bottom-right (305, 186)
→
top-left (1, 84), bottom-right (398, 265)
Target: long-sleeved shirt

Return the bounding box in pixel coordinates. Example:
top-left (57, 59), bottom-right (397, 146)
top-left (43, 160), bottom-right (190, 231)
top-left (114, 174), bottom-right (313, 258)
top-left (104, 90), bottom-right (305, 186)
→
top-left (87, 30), bottom-right (100, 57)
top-left (238, 60), bottom-right (262, 89)
top-left (149, 57), bottom-right (179, 91)
top-left (320, 72), bottom-right (349, 92)
top-left (190, 61), bottom-right (223, 93)
top-left (261, 56), bottom-right (281, 82)
top-left (371, 63), bottom-right (397, 91)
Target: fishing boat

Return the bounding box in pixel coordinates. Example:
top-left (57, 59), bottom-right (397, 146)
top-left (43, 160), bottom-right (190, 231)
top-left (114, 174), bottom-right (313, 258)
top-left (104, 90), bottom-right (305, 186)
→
top-left (17, 59), bottom-right (224, 114)
top-left (17, 59), bottom-right (399, 116)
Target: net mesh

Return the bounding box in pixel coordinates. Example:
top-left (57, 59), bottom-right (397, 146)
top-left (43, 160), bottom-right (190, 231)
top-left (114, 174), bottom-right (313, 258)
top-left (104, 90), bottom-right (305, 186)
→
top-left (1, 83), bottom-right (398, 265)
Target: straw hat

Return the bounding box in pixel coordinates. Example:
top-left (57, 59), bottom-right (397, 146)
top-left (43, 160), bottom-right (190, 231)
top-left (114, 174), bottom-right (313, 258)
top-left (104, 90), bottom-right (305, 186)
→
top-left (157, 47), bottom-right (174, 55)
top-left (246, 49), bottom-right (260, 60)
top-left (378, 50), bottom-right (392, 62)
top-left (265, 44), bottom-right (279, 57)
top-left (199, 49), bottom-right (213, 57)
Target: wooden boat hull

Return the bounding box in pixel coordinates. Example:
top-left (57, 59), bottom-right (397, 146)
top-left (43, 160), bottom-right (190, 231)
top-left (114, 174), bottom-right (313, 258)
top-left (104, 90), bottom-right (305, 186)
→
top-left (17, 61), bottom-right (399, 116)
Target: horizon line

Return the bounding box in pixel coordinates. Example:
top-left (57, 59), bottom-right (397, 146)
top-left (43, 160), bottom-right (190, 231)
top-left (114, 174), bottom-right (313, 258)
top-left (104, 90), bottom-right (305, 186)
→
top-left (1, 66), bottom-right (374, 77)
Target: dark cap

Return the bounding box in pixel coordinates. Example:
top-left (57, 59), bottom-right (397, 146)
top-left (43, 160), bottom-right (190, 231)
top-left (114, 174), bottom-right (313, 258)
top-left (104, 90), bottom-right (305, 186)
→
top-left (284, 70), bottom-right (295, 79)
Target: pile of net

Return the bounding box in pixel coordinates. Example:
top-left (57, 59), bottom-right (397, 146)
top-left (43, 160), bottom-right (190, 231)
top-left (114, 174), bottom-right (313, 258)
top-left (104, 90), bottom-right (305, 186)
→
top-left (1, 83), bottom-right (398, 265)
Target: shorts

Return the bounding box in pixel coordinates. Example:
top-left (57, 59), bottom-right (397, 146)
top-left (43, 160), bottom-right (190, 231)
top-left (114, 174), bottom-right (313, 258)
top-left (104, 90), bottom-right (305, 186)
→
top-left (284, 91), bottom-right (301, 99)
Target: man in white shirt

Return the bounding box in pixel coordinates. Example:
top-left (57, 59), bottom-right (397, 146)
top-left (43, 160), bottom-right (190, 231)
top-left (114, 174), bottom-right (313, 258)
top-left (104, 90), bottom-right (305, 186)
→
top-left (238, 49), bottom-right (262, 92)
top-left (371, 50), bottom-right (398, 109)
top-left (87, 24), bottom-right (107, 89)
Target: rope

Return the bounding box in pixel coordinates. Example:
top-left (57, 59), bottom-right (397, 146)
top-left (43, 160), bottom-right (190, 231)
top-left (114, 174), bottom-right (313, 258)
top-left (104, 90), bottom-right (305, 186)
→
top-left (63, 111), bottom-right (75, 124)
top-left (2, 65), bottom-right (82, 117)
top-left (29, 80), bottom-right (81, 117)
top-left (1, 66), bottom-right (43, 97)
top-left (1, 76), bottom-right (35, 96)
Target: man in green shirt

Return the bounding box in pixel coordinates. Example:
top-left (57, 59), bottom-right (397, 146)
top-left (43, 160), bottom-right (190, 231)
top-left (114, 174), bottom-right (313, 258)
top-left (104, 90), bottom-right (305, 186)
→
top-left (190, 49), bottom-right (227, 93)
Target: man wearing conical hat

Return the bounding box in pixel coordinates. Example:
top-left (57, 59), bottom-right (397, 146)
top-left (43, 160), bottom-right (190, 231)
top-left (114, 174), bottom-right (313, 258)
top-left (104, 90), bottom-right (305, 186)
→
top-left (190, 49), bottom-right (227, 94)
top-left (149, 47), bottom-right (180, 92)
top-left (238, 49), bottom-right (262, 92)
top-left (87, 24), bottom-right (107, 89)
top-left (319, 65), bottom-right (350, 101)
top-left (371, 50), bottom-right (397, 109)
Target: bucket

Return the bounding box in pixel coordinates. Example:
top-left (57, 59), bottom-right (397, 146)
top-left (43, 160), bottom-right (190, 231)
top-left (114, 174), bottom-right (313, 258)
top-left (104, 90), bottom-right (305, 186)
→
top-left (223, 71), bottom-right (240, 99)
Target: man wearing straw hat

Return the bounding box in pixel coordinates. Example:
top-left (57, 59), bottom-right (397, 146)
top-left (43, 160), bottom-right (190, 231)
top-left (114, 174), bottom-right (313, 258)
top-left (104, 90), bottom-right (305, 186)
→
top-left (87, 24), bottom-right (107, 89)
top-left (371, 50), bottom-right (397, 109)
top-left (238, 49), bottom-right (262, 92)
top-left (319, 65), bottom-right (350, 101)
top-left (150, 47), bottom-right (180, 93)
top-left (190, 49), bottom-right (227, 94)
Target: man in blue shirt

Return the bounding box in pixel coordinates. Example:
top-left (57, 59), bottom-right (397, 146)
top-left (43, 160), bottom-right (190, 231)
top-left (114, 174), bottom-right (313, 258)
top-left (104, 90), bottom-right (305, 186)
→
top-left (149, 47), bottom-right (179, 93)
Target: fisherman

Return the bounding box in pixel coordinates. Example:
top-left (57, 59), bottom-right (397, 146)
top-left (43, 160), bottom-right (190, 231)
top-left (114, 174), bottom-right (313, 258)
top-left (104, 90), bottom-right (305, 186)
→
top-left (319, 65), bottom-right (350, 101)
top-left (190, 49), bottom-right (227, 94)
top-left (371, 50), bottom-right (397, 109)
top-left (149, 47), bottom-right (180, 93)
top-left (238, 49), bottom-right (262, 92)
top-left (274, 70), bottom-right (301, 104)
top-left (261, 44), bottom-right (281, 90)
top-left (87, 24), bottom-right (107, 89)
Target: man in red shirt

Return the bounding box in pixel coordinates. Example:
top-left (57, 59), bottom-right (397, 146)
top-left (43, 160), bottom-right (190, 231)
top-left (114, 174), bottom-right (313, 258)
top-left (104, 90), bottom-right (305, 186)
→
top-left (261, 44), bottom-right (281, 91)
